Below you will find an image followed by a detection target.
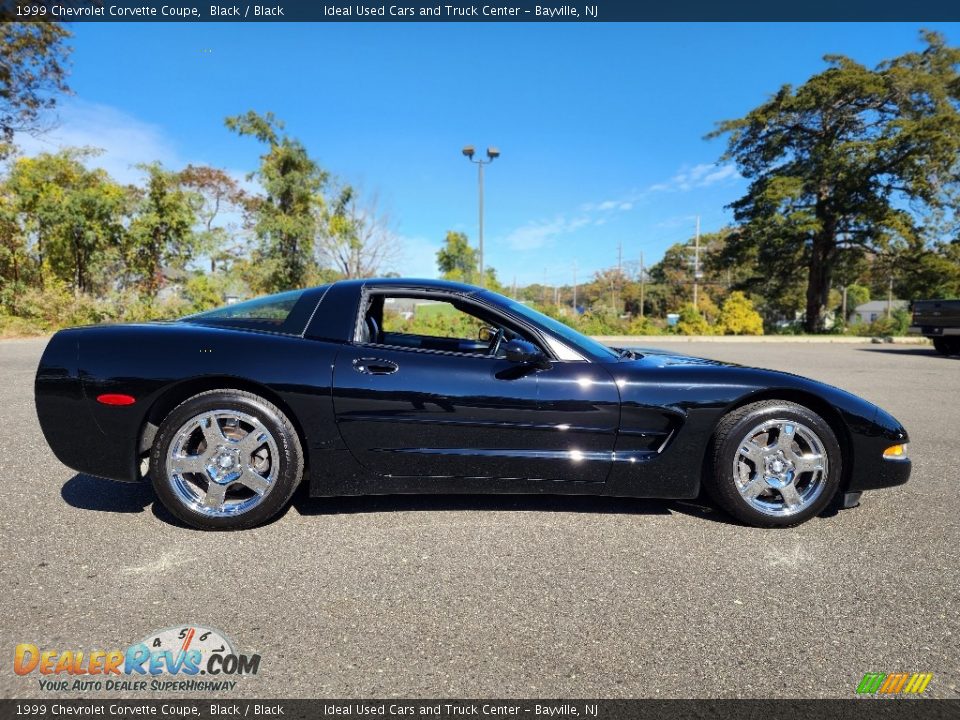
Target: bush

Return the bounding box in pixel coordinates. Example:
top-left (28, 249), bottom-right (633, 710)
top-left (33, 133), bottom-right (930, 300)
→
top-left (0, 314), bottom-right (47, 337)
top-left (626, 315), bottom-right (664, 336)
top-left (859, 307), bottom-right (911, 337)
top-left (5, 281), bottom-right (109, 331)
top-left (577, 309), bottom-right (627, 335)
top-left (675, 304), bottom-right (713, 335)
top-left (717, 291), bottom-right (764, 335)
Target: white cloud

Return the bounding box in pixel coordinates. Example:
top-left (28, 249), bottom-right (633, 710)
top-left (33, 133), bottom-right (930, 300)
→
top-left (13, 99), bottom-right (186, 185)
top-left (650, 162), bottom-right (741, 193)
top-left (503, 215), bottom-right (591, 251)
top-left (581, 196), bottom-right (639, 214)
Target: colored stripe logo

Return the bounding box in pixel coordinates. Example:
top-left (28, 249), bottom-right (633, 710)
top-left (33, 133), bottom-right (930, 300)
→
top-left (857, 672), bottom-right (933, 694)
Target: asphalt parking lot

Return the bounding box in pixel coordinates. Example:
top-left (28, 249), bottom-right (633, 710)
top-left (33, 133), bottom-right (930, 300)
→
top-left (1, 338), bottom-right (957, 699)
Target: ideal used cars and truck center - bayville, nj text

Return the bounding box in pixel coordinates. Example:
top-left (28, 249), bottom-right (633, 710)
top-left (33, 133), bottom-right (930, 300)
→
top-left (21, 4), bottom-right (586, 19)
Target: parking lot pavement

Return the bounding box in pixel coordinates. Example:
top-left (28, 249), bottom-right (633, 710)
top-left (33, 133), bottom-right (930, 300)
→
top-left (1, 338), bottom-right (956, 699)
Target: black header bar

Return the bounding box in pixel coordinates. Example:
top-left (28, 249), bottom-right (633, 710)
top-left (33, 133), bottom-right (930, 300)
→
top-left (7, 0), bottom-right (960, 22)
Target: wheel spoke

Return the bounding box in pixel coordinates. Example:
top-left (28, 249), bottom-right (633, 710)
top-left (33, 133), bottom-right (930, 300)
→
top-left (795, 453), bottom-right (825, 474)
top-left (738, 440), bottom-right (765, 466)
top-left (203, 481), bottom-right (228, 510)
top-left (237, 467), bottom-right (270, 495)
top-left (201, 415), bottom-right (227, 448)
top-left (170, 454), bottom-right (209, 476)
top-left (776, 423), bottom-right (796, 450)
top-left (238, 426), bottom-right (269, 455)
top-left (741, 474), bottom-right (769, 499)
top-left (779, 483), bottom-right (803, 510)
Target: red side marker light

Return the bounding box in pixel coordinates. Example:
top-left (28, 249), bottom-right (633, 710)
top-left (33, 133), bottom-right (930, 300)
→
top-left (96, 393), bottom-right (136, 406)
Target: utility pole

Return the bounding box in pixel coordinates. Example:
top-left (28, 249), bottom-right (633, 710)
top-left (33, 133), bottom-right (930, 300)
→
top-left (693, 215), bottom-right (701, 311)
top-left (615, 240), bottom-right (623, 315)
top-left (887, 275), bottom-right (894, 319)
top-left (572, 262), bottom-right (578, 312)
top-left (511, 275), bottom-right (517, 299)
top-left (841, 285), bottom-right (848, 327)
top-left (554, 284), bottom-right (559, 306)
top-left (639, 250), bottom-right (645, 320)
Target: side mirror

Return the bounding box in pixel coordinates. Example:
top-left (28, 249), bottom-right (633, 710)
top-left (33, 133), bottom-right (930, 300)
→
top-left (504, 339), bottom-right (549, 368)
top-left (478, 325), bottom-right (495, 342)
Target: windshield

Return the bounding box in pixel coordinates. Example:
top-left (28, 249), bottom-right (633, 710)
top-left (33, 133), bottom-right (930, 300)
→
top-left (490, 294), bottom-right (618, 360)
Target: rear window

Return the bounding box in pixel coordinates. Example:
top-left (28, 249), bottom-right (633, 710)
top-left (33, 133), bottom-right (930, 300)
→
top-left (181, 289), bottom-right (319, 335)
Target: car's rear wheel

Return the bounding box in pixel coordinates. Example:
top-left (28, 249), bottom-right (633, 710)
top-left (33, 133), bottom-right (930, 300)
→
top-left (150, 389), bottom-right (304, 530)
top-left (705, 400), bottom-right (842, 527)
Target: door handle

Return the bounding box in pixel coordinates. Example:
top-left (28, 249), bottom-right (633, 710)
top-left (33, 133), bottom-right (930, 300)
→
top-left (353, 357), bottom-right (399, 375)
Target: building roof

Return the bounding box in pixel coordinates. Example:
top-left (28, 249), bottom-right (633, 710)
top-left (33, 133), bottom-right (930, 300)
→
top-left (855, 300), bottom-right (908, 312)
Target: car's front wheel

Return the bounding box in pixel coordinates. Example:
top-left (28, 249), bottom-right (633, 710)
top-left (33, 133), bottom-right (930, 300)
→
top-left (150, 389), bottom-right (304, 530)
top-left (705, 400), bottom-right (842, 527)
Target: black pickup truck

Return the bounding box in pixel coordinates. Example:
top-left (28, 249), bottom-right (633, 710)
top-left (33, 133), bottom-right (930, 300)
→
top-left (910, 299), bottom-right (960, 355)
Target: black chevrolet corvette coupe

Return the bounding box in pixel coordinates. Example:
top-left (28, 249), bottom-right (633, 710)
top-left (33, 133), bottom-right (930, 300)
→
top-left (35, 278), bottom-right (910, 530)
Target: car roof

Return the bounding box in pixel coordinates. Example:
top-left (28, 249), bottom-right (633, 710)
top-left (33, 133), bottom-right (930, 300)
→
top-left (329, 277), bottom-right (481, 294)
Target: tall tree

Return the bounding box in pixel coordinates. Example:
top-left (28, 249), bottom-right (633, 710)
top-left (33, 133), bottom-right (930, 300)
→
top-left (226, 111), bottom-right (326, 292)
top-left (710, 32), bottom-right (960, 332)
top-left (127, 163), bottom-right (198, 295)
top-left (436, 231), bottom-right (478, 283)
top-left (0, 174), bottom-right (25, 310)
top-left (317, 184), bottom-right (399, 278)
top-left (6, 149), bottom-right (126, 294)
top-left (179, 164), bottom-right (250, 273)
top-left (0, 22), bottom-right (71, 156)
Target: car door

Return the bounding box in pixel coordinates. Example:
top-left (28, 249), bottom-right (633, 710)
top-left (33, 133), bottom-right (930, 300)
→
top-left (331, 291), bottom-right (619, 484)
top-left (333, 343), bottom-right (544, 481)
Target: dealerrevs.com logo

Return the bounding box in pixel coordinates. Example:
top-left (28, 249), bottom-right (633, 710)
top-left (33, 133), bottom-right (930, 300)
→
top-left (13, 625), bottom-right (261, 693)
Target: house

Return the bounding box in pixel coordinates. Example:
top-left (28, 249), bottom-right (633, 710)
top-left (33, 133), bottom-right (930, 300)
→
top-left (852, 300), bottom-right (908, 324)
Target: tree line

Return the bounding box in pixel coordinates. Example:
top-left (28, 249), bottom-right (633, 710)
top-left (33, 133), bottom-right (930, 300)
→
top-left (0, 23), bottom-right (957, 336)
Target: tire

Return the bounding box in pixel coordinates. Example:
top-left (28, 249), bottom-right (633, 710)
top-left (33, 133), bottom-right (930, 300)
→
top-left (150, 389), bottom-right (304, 530)
top-left (932, 337), bottom-right (958, 356)
top-left (705, 400), bottom-right (842, 528)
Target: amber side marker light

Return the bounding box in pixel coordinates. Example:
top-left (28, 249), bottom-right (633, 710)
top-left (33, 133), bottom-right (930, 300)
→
top-left (96, 393), bottom-right (136, 406)
top-left (883, 444), bottom-right (908, 459)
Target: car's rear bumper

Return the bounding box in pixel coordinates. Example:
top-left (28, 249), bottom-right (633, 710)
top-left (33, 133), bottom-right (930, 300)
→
top-left (909, 325), bottom-right (960, 336)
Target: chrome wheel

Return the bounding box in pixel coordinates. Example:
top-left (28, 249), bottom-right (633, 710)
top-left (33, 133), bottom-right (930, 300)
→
top-left (166, 409), bottom-right (280, 518)
top-left (733, 418), bottom-right (829, 517)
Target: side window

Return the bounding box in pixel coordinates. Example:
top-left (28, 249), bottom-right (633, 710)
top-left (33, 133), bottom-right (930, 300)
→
top-left (382, 298), bottom-right (485, 342)
top-left (361, 293), bottom-right (535, 357)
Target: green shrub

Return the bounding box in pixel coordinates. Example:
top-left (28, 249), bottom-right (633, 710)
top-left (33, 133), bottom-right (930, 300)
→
top-left (861, 307), bottom-right (911, 337)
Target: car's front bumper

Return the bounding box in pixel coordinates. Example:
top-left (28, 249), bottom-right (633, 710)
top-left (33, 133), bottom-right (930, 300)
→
top-left (848, 456), bottom-right (912, 491)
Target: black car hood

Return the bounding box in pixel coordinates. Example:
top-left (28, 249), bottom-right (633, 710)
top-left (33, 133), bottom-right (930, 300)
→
top-left (626, 347), bottom-right (730, 367)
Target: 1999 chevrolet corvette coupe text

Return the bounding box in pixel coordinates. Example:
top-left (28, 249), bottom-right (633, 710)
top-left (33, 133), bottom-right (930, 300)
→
top-left (35, 278), bottom-right (911, 530)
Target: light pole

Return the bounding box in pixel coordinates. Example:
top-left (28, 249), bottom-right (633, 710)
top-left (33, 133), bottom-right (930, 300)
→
top-left (462, 145), bottom-right (499, 287)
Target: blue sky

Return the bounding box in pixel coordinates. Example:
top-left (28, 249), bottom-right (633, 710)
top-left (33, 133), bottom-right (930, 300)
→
top-left (22, 22), bottom-right (960, 286)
